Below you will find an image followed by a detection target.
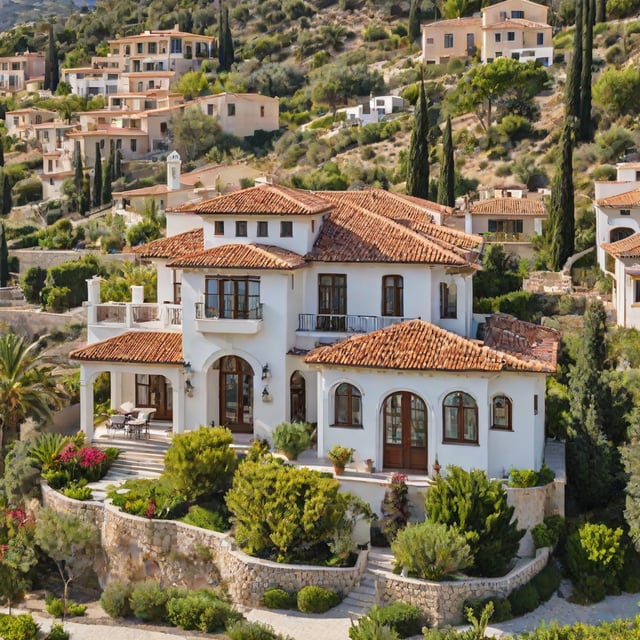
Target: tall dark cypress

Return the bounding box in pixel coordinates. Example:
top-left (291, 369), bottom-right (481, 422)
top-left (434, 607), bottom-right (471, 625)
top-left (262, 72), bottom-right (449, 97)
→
top-left (115, 150), bottom-right (123, 180)
top-left (224, 7), bottom-right (234, 71)
top-left (80, 174), bottom-right (90, 216)
top-left (437, 116), bottom-right (455, 207)
top-left (409, 0), bottom-right (422, 43)
top-left (406, 79), bottom-right (430, 200)
top-left (218, 4), bottom-right (234, 72)
top-left (103, 149), bottom-right (114, 205)
top-left (578, 0), bottom-right (594, 142)
top-left (93, 143), bottom-right (102, 208)
top-left (0, 223), bottom-right (8, 288)
top-left (547, 121), bottom-right (575, 271)
top-left (2, 172), bottom-right (11, 216)
top-left (0, 136), bottom-right (5, 168)
top-left (44, 24), bottom-right (59, 92)
top-left (595, 0), bottom-right (606, 23)
top-left (565, 0), bottom-right (583, 121)
top-left (74, 141), bottom-right (83, 193)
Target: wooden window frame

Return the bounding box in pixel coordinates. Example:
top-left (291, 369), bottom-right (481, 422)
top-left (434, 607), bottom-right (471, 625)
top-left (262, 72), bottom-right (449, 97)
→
top-left (443, 391), bottom-right (478, 444)
top-left (491, 394), bottom-right (512, 430)
top-left (382, 275), bottom-right (403, 317)
top-left (333, 383), bottom-right (362, 427)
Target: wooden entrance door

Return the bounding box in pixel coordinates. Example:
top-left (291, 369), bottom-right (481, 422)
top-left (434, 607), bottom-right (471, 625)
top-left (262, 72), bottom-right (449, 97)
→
top-left (383, 392), bottom-right (427, 471)
top-left (219, 356), bottom-right (253, 433)
top-left (290, 371), bottom-right (306, 422)
top-left (135, 374), bottom-right (173, 420)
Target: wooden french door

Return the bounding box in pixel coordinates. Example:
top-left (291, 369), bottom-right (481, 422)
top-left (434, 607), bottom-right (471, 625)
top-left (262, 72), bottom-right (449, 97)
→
top-left (290, 371), bottom-right (306, 422)
top-left (135, 374), bottom-right (173, 420)
top-left (382, 392), bottom-right (427, 471)
top-left (219, 356), bottom-right (254, 433)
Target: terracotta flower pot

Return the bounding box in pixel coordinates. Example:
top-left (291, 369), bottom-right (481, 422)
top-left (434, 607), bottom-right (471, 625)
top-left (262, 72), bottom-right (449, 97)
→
top-left (334, 464), bottom-right (345, 476)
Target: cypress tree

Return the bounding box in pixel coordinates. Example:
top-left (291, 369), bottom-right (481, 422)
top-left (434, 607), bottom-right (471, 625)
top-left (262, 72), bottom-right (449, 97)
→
top-left (115, 150), bottom-right (123, 180)
top-left (74, 141), bottom-right (83, 193)
top-left (547, 120), bottom-right (574, 271)
top-left (103, 150), bottom-right (114, 205)
top-left (0, 223), bottom-right (8, 288)
top-left (578, 0), bottom-right (594, 142)
top-left (409, 0), bottom-right (422, 43)
top-left (80, 174), bottom-right (90, 216)
top-left (0, 135), bottom-right (5, 168)
top-left (437, 116), bottom-right (455, 207)
top-left (2, 171), bottom-right (11, 216)
top-left (224, 7), bottom-right (234, 71)
top-left (565, 0), bottom-right (583, 120)
top-left (93, 143), bottom-right (102, 208)
top-left (44, 24), bottom-right (59, 92)
top-left (406, 78), bottom-right (430, 200)
top-left (218, 4), bottom-right (234, 72)
top-left (595, 0), bottom-right (606, 24)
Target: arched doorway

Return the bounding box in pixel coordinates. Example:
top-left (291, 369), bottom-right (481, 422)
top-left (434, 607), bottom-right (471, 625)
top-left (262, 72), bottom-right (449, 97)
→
top-left (382, 392), bottom-right (427, 471)
top-left (217, 356), bottom-right (253, 433)
top-left (290, 371), bottom-right (306, 422)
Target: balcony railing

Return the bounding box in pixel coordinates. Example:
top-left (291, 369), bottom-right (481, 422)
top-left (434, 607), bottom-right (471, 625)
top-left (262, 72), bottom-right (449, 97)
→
top-left (297, 314), bottom-right (414, 333)
top-left (195, 302), bottom-right (263, 320)
top-left (93, 302), bottom-right (181, 329)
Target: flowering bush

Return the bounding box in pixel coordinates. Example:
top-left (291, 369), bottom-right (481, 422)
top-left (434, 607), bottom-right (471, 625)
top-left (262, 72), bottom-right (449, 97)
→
top-left (42, 441), bottom-right (118, 489)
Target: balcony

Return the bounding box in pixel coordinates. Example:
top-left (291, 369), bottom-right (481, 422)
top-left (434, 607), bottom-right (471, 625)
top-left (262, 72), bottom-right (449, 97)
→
top-left (297, 314), bottom-right (414, 334)
top-left (194, 302), bottom-right (263, 334)
top-left (92, 302), bottom-right (182, 330)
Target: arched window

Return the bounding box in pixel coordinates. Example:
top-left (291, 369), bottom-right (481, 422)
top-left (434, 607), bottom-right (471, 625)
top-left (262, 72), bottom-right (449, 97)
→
top-left (443, 391), bottom-right (478, 444)
top-left (491, 395), bottom-right (512, 430)
top-left (334, 383), bottom-right (361, 427)
top-left (382, 275), bottom-right (403, 317)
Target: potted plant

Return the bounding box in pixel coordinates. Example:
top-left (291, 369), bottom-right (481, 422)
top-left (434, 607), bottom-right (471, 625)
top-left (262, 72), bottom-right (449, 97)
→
top-left (327, 445), bottom-right (354, 475)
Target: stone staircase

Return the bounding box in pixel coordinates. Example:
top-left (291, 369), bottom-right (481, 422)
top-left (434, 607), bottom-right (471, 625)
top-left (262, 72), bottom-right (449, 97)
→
top-left (340, 547), bottom-right (394, 617)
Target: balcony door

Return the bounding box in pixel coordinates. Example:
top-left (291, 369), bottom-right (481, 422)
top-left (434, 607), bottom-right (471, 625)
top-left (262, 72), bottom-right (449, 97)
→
top-left (218, 356), bottom-right (254, 433)
top-left (317, 274), bottom-right (346, 331)
top-left (205, 276), bottom-right (260, 319)
top-left (382, 392), bottom-right (427, 472)
top-left (135, 374), bottom-right (172, 420)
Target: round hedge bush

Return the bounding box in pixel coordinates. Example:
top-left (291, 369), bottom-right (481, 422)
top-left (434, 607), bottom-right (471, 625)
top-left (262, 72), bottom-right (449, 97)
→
top-left (296, 586), bottom-right (341, 613)
top-left (263, 587), bottom-right (296, 610)
top-left (508, 583), bottom-right (540, 616)
top-left (100, 580), bottom-right (133, 618)
top-left (367, 602), bottom-right (423, 638)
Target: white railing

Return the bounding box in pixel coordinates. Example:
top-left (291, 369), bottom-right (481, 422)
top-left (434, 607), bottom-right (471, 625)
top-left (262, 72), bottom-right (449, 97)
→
top-left (93, 302), bottom-right (181, 329)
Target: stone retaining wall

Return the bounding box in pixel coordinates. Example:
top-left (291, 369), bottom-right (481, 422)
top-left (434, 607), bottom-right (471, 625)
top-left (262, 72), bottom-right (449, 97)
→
top-left (376, 547), bottom-right (550, 627)
top-left (41, 484), bottom-right (366, 606)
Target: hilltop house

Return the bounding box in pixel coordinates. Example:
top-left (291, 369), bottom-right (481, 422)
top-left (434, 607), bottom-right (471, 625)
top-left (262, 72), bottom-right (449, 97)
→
top-left (0, 52), bottom-right (45, 94)
top-left (422, 0), bottom-right (553, 66)
top-left (596, 162), bottom-right (640, 329)
top-left (70, 183), bottom-right (558, 478)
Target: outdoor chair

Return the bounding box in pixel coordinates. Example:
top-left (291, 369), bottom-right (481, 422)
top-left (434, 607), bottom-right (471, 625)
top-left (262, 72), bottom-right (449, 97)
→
top-left (106, 414), bottom-right (128, 438)
top-left (126, 410), bottom-right (155, 440)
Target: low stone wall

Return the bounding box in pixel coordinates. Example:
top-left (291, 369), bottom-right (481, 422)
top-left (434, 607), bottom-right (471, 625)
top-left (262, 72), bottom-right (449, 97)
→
top-left (376, 547), bottom-right (550, 627)
top-left (41, 484), bottom-right (366, 606)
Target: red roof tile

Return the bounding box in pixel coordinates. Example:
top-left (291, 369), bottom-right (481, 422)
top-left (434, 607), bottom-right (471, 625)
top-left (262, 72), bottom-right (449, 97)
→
top-left (471, 198), bottom-right (546, 216)
top-left (132, 228), bottom-right (203, 258)
top-left (70, 332), bottom-right (183, 364)
top-left (173, 183), bottom-right (333, 216)
top-left (304, 319), bottom-right (556, 372)
top-left (422, 17), bottom-right (481, 29)
top-left (596, 189), bottom-right (640, 207)
top-left (168, 243), bottom-right (306, 270)
top-left (602, 232), bottom-right (640, 258)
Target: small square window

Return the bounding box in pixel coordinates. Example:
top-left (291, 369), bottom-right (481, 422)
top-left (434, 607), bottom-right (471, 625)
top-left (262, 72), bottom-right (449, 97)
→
top-left (214, 221), bottom-right (224, 236)
top-left (537, 32), bottom-right (544, 45)
top-left (534, 394), bottom-right (539, 415)
top-left (495, 33), bottom-right (501, 43)
top-left (257, 221), bottom-right (268, 237)
top-left (227, 103), bottom-right (236, 116)
top-left (280, 221), bottom-right (293, 237)
top-left (426, 37), bottom-right (434, 44)
top-left (130, 139), bottom-right (137, 152)
top-left (236, 221), bottom-right (247, 237)
top-left (444, 33), bottom-right (454, 48)
top-left (621, 209), bottom-right (631, 216)
top-left (507, 32), bottom-right (515, 41)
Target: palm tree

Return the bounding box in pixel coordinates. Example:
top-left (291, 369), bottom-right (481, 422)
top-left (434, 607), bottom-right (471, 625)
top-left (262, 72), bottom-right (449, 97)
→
top-left (0, 334), bottom-right (65, 472)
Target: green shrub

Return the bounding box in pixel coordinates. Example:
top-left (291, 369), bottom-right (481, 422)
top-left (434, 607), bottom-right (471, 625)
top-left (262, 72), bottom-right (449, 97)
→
top-left (296, 586), bottom-right (340, 613)
top-left (272, 421), bottom-right (310, 460)
top-left (425, 466), bottom-right (524, 577)
top-left (107, 477), bottom-right (185, 519)
top-left (0, 613), bottom-right (39, 640)
top-left (62, 484), bottom-right (93, 500)
top-left (130, 582), bottom-right (176, 622)
top-left (571, 574), bottom-right (606, 604)
top-left (508, 464), bottom-right (555, 488)
top-left (349, 617), bottom-right (399, 640)
top-left (362, 25), bottom-right (388, 41)
top-left (164, 426), bottom-right (237, 501)
top-left (367, 602), bottom-right (423, 637)
top-left (45, 596), bottom-right (86, 618)
top-left (42, 469), bottom-right (71, 490)
top-left (532, 515), bottom-right (565, 549)
top-left (619, 547), bottom-right (640, 593)
top-left (227, 620), bottom-right (290, 639)
top-left (180, 502), bottom-right (229, 531)
top-left (100, 580), bottom-right (133, 618)
top-left (262, 587), bottom-right (296, 609)
top-left (166, 589), bottom-right (240, 632)
top-left (508, 583), bottom-right (540, 615)
top-left (531, 562), bottom-right (562, 601)
top-left (464, 595), bottom-right (512, 623)
top-left (45, 623), bottom-right (70, 640)
top-left (391, 521), bottom-right (473, 580)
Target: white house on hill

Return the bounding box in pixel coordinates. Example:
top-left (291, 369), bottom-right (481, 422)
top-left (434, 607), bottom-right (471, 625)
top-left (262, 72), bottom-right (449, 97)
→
top-left (71, 184), bottom-right (559, 478)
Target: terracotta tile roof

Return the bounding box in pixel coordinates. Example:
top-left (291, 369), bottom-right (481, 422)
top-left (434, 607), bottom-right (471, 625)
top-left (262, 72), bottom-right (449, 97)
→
top-left (132, 228), bottom-right (203, 258)
top-left (113, 184), bottom-right (172, 197)
top-left (174, 184), bottom-right (333, 216)
top-left (307, 199), bottom-right (480, 265)
top-left (471, 198), bottom-right (546, 216)
top-left (483, 18), bottom-right (550, 30)
top-left (423, 17), bottom-right (481, 29)
top-left (482, 314), bottom-right (559, 370)
top-left (70, 331), bottom-right (183, 364)
top-left (168, 243), bottom-right (306, 270)
top-left (602, 232), bottom-right (640, 258)
top-left (305, 319), bottom-right (556, 373)
top-left (596, 189), bottom-right (640, 207)
top-left (317, 189), bottom-right (481, 252)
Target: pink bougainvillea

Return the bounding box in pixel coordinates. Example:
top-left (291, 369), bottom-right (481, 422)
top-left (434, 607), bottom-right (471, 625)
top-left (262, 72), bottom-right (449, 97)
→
top-left (78, 447), bottom-right (107, 469)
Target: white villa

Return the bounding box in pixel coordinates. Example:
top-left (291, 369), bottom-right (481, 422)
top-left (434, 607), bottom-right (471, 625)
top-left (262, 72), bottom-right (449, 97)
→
top-left (596, 162), bottom-right (640, 329)
top-left (71, 183), bottom-right (559, 478)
